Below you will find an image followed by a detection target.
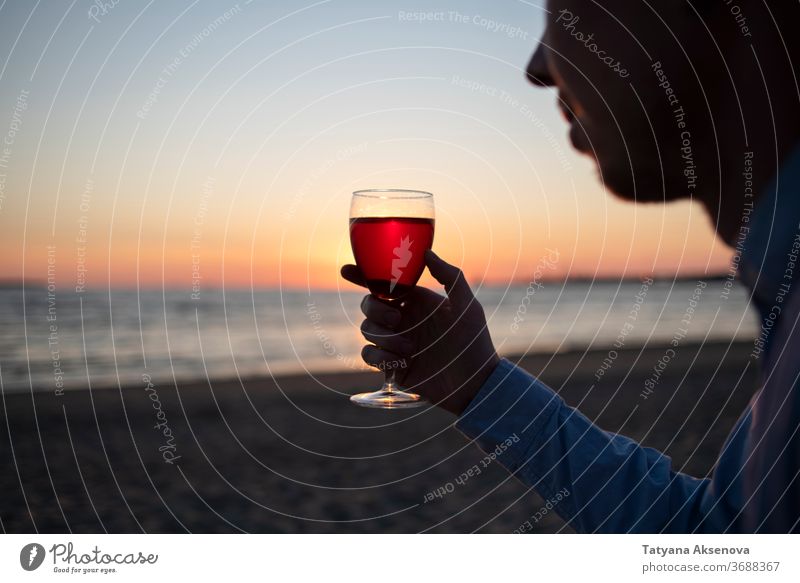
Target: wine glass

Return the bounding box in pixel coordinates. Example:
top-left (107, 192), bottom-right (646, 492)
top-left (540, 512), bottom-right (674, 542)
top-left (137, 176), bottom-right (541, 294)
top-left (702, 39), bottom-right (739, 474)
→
top-left (348, 189), bottom-right (435, 408)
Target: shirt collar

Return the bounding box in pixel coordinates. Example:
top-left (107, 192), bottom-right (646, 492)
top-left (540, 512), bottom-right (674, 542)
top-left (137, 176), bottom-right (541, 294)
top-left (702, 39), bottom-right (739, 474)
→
top-left (739, 143), bottom-right (800, 315)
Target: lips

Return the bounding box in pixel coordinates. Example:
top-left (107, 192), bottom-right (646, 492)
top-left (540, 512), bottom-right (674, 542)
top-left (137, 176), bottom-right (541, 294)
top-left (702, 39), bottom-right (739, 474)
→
top-left (558, 94), bottom-right (590, 153)
top-left (557, 93), bottom-right (576, 124)
top-left (568, 123), bottom-right (585, 151)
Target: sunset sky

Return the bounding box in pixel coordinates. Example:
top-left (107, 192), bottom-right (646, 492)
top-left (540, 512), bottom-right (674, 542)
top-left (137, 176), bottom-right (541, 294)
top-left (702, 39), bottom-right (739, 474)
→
top-left (0, 0), bottom-right (733, 292)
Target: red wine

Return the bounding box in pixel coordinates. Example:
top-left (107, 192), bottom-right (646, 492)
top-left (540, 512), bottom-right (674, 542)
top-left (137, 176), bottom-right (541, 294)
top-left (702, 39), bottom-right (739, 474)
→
top-left (349, 217), bottom-right (435, 300)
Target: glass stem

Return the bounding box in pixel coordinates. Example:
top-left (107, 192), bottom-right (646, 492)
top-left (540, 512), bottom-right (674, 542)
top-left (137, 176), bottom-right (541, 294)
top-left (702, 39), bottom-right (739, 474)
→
top-left (384, 368), bottom-right (397, 393)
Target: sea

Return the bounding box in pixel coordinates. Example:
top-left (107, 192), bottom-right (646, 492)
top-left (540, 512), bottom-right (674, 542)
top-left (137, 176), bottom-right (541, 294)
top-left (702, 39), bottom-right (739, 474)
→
top-left (0, 278), bottom-right (759, 393)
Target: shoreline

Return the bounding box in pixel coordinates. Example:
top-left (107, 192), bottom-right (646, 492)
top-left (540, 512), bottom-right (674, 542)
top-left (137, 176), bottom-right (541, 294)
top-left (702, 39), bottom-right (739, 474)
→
top-left (6, 339), bottom-right (758, 397)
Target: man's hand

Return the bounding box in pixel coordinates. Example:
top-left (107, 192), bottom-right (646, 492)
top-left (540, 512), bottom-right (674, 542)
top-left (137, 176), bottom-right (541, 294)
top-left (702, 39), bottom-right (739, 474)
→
top-left (341, 250), bottom-right (500, 415)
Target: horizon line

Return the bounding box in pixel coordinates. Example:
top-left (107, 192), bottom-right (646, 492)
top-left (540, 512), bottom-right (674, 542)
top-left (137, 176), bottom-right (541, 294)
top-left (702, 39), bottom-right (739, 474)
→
top-left (1, 271), bottom-right (735, 292)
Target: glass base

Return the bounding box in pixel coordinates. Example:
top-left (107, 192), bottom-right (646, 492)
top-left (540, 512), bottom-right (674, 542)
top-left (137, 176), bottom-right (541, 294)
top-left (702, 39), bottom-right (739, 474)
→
top-left (350, 388), bottom-right (426, 409)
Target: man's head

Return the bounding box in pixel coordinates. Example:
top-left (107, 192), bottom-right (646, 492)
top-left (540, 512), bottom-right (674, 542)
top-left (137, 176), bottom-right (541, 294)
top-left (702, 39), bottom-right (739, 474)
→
top-left (527, 1), bottom-right (800, 242)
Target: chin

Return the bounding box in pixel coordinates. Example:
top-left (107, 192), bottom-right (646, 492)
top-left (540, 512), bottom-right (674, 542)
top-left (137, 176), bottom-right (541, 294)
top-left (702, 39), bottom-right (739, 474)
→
top-left (596, 157), bottom-right (688, 203)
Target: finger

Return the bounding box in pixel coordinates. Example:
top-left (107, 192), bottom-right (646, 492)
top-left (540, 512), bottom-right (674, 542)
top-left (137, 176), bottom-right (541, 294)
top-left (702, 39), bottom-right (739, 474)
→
top-left (424, 249), bottom-right (474, 310)
top-left (361, 295), bottom-right (402, 327)
top-left (340, 264), bottom-right (367, 288)
top-left (360, 320), bottom-right (415, 355)
top-left (361, 345), bottom-right (408, 371)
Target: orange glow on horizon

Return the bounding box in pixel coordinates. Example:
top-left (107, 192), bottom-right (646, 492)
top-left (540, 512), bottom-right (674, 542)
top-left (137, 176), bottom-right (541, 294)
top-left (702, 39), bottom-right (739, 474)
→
top-left (4, 229), bottom-right (734, 292)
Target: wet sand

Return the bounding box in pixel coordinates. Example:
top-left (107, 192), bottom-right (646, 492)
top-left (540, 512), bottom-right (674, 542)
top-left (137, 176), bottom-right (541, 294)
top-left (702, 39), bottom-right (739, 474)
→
top-left (0, 341), bottom-right (758, 533)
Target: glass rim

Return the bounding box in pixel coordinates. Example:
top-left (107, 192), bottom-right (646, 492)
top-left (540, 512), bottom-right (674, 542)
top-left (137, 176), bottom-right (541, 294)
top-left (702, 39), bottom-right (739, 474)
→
top-left (352, 188), bottom-right (433, 199)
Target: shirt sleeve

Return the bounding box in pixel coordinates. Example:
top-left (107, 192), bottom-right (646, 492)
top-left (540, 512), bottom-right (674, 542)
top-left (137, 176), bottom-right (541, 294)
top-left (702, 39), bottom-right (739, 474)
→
top-left (455, 358), bottom-right (731, 533)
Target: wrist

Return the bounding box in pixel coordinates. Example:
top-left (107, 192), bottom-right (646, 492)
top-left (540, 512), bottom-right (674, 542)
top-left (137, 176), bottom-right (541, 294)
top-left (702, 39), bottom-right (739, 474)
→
top-left (445, 353), bottom-right (501, 416)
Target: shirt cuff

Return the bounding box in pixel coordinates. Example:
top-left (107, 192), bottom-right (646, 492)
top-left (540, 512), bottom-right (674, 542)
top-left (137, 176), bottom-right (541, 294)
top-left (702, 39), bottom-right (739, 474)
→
top-left (455, 358), bottom-right (562, 473)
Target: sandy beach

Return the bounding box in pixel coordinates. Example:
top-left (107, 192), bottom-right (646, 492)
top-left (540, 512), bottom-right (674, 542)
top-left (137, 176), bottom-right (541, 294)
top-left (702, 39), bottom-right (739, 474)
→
top-left (0, 341), bottom-right (758, 533)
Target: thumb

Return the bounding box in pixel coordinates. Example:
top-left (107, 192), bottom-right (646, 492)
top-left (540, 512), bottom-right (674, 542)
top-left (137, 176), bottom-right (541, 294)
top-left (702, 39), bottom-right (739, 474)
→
top-left (340, 264), bottom-right (367, 288)
top-left (424, 250), bottom-right (474, 309)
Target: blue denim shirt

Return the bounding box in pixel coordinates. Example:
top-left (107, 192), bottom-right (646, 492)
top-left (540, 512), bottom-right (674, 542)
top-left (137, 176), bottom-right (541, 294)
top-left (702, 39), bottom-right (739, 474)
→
top-left (456, 147), bottom-right (800, 533)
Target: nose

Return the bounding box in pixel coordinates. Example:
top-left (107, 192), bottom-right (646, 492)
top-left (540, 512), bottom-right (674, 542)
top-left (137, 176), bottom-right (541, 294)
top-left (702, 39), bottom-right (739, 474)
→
top-left (526, 43), bottom-right (556, 87)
